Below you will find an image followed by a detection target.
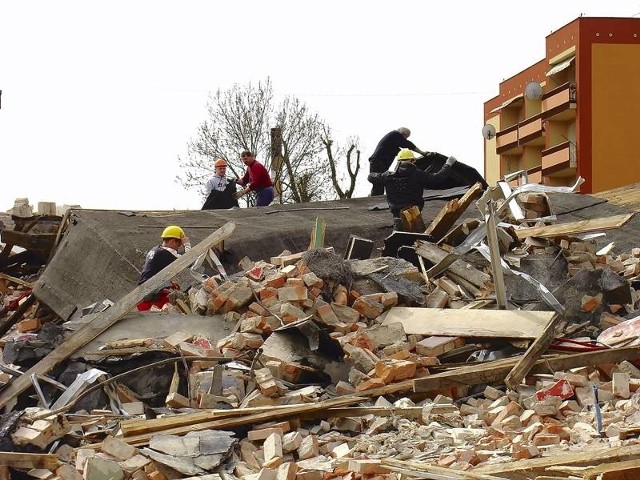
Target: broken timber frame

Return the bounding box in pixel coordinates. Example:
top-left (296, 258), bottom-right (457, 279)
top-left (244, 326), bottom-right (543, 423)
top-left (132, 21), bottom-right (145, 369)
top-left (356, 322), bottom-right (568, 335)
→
top-left (413, 345), bottom-right (640, 393)
top-left (0, 222), bottom-right (237, 411)
top-left (504, 312), bottom-right (562, 389)
top-left (424, 181), bottom-right (484, 242)
top-left (514, 213), bottom-right (634, 240)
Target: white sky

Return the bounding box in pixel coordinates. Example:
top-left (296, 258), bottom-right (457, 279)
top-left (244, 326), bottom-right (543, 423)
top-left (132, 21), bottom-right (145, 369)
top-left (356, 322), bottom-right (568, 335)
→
top-left (1, 1), bottom-right (639, 211)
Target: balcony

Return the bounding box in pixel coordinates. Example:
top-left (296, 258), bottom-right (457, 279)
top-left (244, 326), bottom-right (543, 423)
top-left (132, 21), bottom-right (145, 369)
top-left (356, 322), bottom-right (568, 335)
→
top-left (541, 141), bottom-right (576, 175)
top-left (495, 124), bottom-right (521, 155)
top-left (527, 166), bottom-right (542, 184)
top-left (541, 82), bottom-right (576, 121)
top-left (518, 114), bottom-right (545, 146)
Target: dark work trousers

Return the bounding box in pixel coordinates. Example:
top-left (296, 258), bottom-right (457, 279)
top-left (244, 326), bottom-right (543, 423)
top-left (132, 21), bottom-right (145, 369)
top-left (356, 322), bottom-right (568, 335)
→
top-left (369, 158), bottom-right (390, 196)
top-left (255, 186), bottom-right (274, 207)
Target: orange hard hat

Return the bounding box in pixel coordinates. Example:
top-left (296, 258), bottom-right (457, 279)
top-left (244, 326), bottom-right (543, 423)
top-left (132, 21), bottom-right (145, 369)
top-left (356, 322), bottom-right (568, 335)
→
top-left (214, 159), bottom-right (227, 168)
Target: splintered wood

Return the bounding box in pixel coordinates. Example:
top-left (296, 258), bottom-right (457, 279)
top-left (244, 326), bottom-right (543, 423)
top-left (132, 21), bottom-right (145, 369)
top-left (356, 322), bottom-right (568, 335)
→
top-left (5, 186), bottom-right (640, 480)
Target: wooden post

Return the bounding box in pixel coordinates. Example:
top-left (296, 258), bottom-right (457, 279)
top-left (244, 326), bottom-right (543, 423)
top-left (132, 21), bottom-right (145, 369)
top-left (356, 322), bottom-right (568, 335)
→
top-left (271, 127), bottom-right (283, 198)
top-left (485, 200), bottom-right (507, 309)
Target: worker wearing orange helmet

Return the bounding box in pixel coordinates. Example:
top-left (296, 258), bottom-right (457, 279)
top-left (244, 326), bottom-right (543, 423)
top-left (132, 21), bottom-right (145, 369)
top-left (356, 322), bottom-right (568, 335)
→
top-left (137, 225), bottom-right (191, 311)
top-left (202, 158), bottom-right (239, 210)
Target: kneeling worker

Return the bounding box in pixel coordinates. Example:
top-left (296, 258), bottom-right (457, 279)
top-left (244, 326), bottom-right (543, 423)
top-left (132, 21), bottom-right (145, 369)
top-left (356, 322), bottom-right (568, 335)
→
top-left (137, 225), bottom-right (191, 311)
top-left (368, 149), bottom-right (457, 231)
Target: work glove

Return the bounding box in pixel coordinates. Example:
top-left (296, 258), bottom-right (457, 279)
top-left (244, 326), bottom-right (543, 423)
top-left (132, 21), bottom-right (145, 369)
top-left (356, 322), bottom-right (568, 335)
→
top-left (445, 156), bottom-right (457, 167)
top-left (233, 188), bottom-right (250, 199)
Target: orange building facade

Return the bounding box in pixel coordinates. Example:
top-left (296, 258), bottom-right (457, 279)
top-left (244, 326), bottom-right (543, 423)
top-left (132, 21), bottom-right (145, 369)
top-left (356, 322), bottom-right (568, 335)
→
top-left (484, 17), bottom-right (640, 193)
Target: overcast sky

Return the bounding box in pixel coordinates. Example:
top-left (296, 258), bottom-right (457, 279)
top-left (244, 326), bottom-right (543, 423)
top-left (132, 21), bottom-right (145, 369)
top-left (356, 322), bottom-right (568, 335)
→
top-left (1, 1), bottom-right (639, 212)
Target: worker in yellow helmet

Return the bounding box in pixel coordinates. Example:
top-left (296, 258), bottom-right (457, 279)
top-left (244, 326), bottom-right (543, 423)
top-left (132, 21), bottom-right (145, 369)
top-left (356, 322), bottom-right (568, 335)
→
top-left (368, 148), bottom-right (457, 231)
top-left (368, 127), bottom-right (430, 196)
top-left (137, 225), bottom-right (191, 310)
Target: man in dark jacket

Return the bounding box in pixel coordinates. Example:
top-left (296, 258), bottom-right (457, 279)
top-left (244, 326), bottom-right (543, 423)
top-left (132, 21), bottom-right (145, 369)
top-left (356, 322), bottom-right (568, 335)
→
top-left (368, 127), bottom-right (429, 195)
top-left (137, 225), bottom-right (191, 310)
top-left (368, 149), bottom-right (457, 231)
top-left (202, 159), bottom-right (240, 210)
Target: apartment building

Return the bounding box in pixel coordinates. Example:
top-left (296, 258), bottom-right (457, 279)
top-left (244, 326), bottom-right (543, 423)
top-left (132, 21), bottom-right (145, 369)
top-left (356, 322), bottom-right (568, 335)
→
top-left (483, 17), bottom-right (640, 193)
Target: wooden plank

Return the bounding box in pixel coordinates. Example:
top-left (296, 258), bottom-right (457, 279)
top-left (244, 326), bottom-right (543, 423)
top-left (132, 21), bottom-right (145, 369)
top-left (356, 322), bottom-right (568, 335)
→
top-left (504, 313), bottom-right (561, 389)
top-left (474, 443), bottom-right (640, 475)
top-left (581, 459), bottom-right (640, 480)
top-left (415, 241), bottom-right (492, 291)
top-left (0, 222), bottom-right (236, 410)
top-left (425, 182), bottom-right (484, 241)
top-left (414, 345), bottom-right (640, 393)
top-left (383, 458), bottom-right (504, 479)
top-left (0, 452), bottom-right (59, 469)
top-left (113, 395), bottom-right (363, 446)
top-left (0, 293), bottom-right (35, 337)
top-left (514, 213), bottom-right (634, 240)
top-left (121, 404), bottom-right (424, 438)
top-left (484, 200), bottom-right (507, 309)
top-left (0, 273), bottom-right (34, 289)
top-left (382, 307), bottom-right (554, 339)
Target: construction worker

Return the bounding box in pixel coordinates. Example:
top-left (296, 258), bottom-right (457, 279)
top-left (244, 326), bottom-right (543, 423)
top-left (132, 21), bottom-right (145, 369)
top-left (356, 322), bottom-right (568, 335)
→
top-left (137, 225), bottom-right (191, 311)
top-left (368, 127), bottom-right (430, 196)
top-left (202, 159), bottom-right (239, 210)
top-left (235, 150), bottom-right (274, 207)
top-left (368, 149), bottom-right (457, 231)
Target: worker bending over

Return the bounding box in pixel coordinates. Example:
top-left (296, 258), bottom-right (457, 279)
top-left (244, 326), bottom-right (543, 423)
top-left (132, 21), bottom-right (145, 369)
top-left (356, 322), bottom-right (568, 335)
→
top-left (368, 149), bottom-right (457, 231)
top-left (137, 225), bottom-right (191, 311)
top-left (368, 127), bottom-right (429, 196)
top-left (235, 150), bottom-right (274, 207)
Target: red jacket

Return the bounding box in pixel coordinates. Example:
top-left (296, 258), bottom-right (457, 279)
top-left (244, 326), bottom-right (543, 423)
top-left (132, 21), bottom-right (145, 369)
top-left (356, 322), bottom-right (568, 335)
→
top-left (240, 160), bottom-right (273, 190)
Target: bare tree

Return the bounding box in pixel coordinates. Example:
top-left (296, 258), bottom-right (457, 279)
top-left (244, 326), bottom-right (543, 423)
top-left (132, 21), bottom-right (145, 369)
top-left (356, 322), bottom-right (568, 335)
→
top-left (177, 79), bottom-right (273, 204)
top-left (177, 78), bottom-right (360, 205)
top-left (321, 125), bottom-right (361, 200)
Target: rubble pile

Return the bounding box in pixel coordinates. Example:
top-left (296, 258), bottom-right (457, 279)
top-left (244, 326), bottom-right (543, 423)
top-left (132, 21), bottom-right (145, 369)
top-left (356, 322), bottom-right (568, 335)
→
top-left (3, 183), bottom-right (640, 479)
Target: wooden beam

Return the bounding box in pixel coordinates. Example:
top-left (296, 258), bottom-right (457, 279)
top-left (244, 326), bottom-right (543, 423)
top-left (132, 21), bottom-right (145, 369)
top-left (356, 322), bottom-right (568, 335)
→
top-left (113, 395), bottom-right (363, 446)
top-left (504, 313), bottom-right (561, 389)
top-left (484, 200), bottom-right (507, 309)
top-left (0, 293), bottom-right (35, 337)
top-left (0, 222), bottom-right (236, 411)
top-left (474, 443), bottom-right (640, 475)
top-left (414, 345), bottom-right (640, 393)
top-left (382, 308), bottom-right (555, 339)
top-left (415, 241), bottom-right (492, 292)
top-left (0, 273), bottom-right (34, 289)
top-left (514, 213), bottom-right (634, 240)
top-left (581, 459), bottom-right (640, 480)
top-left (121, 405), bottom-right (425, 438)
top-left (425, 182), bottom-right (484, 242)
top-left (0, 452), bottom-right (59, 469)
top-left (383, 458), bottom-right (504, 479)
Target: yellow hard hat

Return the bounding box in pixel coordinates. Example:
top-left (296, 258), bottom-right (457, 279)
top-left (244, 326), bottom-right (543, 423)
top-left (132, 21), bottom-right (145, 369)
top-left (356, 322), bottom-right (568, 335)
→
top-left (161, 225), bottom-right (184, 239)
top-left (396, 148), bottom-right (416, 162)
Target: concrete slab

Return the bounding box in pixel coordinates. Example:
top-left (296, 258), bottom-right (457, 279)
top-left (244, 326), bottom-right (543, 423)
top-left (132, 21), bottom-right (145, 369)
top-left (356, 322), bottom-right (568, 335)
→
top-left (71, 312), bottom-right (233, 359)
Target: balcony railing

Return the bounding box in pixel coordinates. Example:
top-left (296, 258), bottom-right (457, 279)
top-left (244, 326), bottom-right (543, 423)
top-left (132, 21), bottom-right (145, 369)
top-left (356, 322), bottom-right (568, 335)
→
top-left (518, 114), bottom-right (545, 146)
top-left (541, 141), bottom-right (576, 175)
top-left (541, 82), bottom-right (577, 121)
top-left (495, 124), bottom-right (520, 155)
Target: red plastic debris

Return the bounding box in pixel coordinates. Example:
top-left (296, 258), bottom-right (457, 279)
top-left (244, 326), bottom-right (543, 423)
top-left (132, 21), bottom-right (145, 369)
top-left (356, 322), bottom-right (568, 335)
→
top-left (535, 378), bottom-right (574, 401)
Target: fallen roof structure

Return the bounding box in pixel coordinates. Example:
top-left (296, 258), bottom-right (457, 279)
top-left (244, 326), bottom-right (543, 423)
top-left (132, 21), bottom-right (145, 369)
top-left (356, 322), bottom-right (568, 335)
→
top-left (4, 182), bottom-right (640, 479)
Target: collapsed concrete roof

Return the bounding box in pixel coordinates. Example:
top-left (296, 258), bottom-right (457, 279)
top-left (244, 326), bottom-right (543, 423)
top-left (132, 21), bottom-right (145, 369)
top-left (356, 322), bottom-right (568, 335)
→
top-left (33, 188), bottom-right (640, 321)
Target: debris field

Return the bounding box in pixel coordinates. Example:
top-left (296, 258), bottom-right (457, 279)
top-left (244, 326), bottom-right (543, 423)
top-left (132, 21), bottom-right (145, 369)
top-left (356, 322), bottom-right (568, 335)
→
top-left (3, 180), bottom-right (640, 480)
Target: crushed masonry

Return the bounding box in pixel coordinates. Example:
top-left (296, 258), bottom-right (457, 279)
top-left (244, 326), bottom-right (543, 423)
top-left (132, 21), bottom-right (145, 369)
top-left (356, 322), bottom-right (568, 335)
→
top-left (3, 181), bottom-right (640, 479)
